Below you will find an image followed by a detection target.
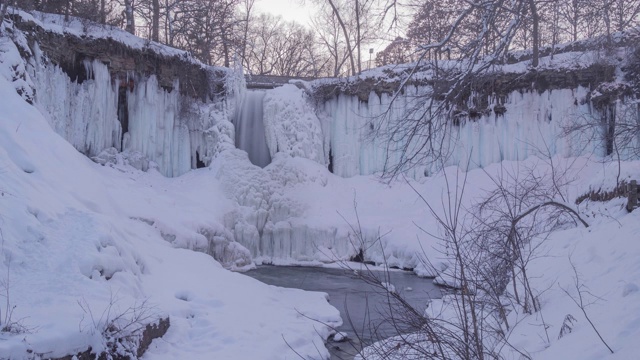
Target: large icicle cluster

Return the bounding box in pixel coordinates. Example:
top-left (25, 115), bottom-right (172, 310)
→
top-left (210, 149), bottom-right (362, 264)
top-left (31, 51), bottom-right (122, 157)
top-left (126, 75), bottom-right (190, 177)
top-left (29, 51), bottom-right (233, 177)
top-left (319, 85), bottom-right (606, 178)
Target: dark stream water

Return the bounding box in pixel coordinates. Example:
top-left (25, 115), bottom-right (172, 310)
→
top-left (243, 265), bottom-right (441, 360)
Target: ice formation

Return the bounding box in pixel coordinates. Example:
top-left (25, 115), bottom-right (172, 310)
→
top-left (318, 85), bottom-right (616, 178)
top-left (262, 84), bottom-right (326, 165)
top-left (29, 48), bottom-right (233, 177)
top-left (18, 8), bottom-right (638, 269)
top-left (31, 53), bottom-right (122, 158)
top-left (233, 90), bottom-right (272, 167)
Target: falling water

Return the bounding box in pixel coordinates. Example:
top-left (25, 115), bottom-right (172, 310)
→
top-left (235, 91), bottom-right (272, 167)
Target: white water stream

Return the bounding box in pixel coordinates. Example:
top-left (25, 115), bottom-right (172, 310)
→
top-left (235, 91), bottom-right (272, 167)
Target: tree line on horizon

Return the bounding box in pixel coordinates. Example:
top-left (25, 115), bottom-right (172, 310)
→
top-left (4, 0), bottom-right (640, 77)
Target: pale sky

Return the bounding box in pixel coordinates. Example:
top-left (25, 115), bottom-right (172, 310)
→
top-left (253, 0), bottom-right (395, 53)
top-left (255, 0), bottom-right (316, 26)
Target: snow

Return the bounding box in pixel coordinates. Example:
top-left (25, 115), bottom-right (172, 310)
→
top-left (355, 157), bottom-right (640, 360)
top-left (333, 332), bottom-right (348, 342)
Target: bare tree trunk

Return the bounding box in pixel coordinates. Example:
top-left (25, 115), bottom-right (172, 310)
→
top-left (165, 0), bottom-right (173, 45)
top-left (327, 0), bottom-right (356, 76)
top-left (529, 0), bottom-right (539, 67)
top-left (65, 0), bottom-right (71, 22)
top-left (152, 0), bottom-right (160, 41)
top-left (356, 0), bottom-right (361, 73)
top-left (0, 0), bottom-right (10, 31)
top-left (603, 0), bottom-right (612, 46)
top-left (222, 28), bottom-right (230, 68)
top-left (100, 0), bottom-right (106, 23)
top-left (241, 0), bottom-right (255, 70)
top-left (0, 1), bottom-right (10, 31)
top-left (125, 0), bottom-right (135, 35)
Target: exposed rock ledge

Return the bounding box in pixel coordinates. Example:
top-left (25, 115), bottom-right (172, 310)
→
top-left (8, 11), bottom-right (227, 101)
top-left (310, 29), bottom-right (640, 105)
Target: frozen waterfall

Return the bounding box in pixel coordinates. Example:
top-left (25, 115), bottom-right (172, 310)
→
top-left (235, 91), bottom-right (272, 167)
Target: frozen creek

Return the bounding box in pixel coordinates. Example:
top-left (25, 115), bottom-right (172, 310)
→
top-left (243, 266), bottom-right (441, 359)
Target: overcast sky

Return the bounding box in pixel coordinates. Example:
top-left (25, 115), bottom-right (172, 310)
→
top-left (256, 0), bottom-right (315, 26)
top-left (253, 0), bottom-right (400, 53)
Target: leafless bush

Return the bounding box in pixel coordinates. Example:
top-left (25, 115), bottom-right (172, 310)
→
top-left (0, 252), bottom-right (31, 334)
top-left (559, 258), bottom-right (614, 354)
top-left (78, 292), bottom-right (158, 358)
top-left (341, 154), bottom-right (590, 359)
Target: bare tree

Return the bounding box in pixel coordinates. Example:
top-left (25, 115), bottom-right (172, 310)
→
top-left (311, 4), bottom-right (351, 76)
top-left (337, 153), bottom-right (588, 359)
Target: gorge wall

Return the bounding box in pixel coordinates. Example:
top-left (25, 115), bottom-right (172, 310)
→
top-left (8, 10), bottom-right (239, 177)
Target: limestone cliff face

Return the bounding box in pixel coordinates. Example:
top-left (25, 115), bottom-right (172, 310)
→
top-left (5, 11), bottom-right (242, 178)
top-left (8, 11), bottom-right (227, 101)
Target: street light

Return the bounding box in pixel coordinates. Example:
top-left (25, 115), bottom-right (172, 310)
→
top-left (369, 48), bottom-right (374, 70)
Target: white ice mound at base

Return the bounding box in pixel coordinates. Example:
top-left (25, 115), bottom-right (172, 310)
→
top-left (209, 148), bottom-right (432, 270)
top-left (210, 149), bottom-right (359, 264)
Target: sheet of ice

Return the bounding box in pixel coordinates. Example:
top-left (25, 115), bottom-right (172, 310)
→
top-left (126, 75), bottom-right (191, 177)
top-left (234, 90), bottom-right (272, 167)
top-left (319, 85), bottom-right (610, 178)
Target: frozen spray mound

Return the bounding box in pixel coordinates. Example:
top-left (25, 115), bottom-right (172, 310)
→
top-left (262, 84), bottom-right (326, 165)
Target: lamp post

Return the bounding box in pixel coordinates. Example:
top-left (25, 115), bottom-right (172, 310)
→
top-left (369, 48), bottom-right (374, 70)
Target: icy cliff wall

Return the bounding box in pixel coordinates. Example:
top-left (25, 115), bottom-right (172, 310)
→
top-left (10, 10), bottom-right (238, 177)
top-left (312, 50), bottom-right (639, 179)
top-left (319, 86), bottom-right (598, 178)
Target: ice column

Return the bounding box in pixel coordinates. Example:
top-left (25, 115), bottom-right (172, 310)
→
top-left (234, 91), bottom-right (271, 167)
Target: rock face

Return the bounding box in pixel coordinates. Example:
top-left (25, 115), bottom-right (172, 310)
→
top-left (9, 12), bottom-right (226, 101)
top-left (6, 10), bottom-right (241, 178)
top-left (311, 29), bottom-right (640, 106)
